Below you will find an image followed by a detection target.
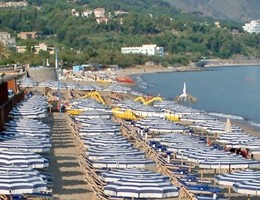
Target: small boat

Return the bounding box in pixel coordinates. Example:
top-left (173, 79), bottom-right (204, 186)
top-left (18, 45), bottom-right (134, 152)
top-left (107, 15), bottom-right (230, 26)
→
top-left (115, 76), bottom-right (135, 84)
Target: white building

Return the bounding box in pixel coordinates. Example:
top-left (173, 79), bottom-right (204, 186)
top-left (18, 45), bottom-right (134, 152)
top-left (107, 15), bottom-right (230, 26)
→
top-left (243, 20), bottom-right (260, 34)
top-left (121, 44), bottom-right (164, 56)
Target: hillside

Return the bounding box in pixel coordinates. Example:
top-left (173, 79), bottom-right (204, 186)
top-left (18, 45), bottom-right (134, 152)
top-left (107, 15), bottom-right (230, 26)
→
top-left (166, 0), bottom-right (260, 22)
top-left (0, 0), bottom-right (259, 67)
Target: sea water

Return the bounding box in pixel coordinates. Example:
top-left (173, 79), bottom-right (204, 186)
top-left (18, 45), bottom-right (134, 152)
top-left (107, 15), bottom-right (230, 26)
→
top-left (133, 65), bottom-right (260, 128)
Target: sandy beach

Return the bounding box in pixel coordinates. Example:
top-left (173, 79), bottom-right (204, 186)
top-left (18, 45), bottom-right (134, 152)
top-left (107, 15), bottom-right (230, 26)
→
top-left (116, 64), bottom-right (202, 77)
top-left (33, 63), bottom-right (260, 200)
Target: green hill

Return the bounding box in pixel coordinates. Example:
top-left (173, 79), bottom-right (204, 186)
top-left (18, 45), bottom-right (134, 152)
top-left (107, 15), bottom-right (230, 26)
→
top-left (166, 0), bottom-right (260, 22)
top-left (0, 0), bottom-right (259, 67)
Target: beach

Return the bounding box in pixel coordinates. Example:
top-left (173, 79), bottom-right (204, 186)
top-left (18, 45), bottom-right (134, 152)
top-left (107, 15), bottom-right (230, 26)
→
top-left (116, 64), bottom-right (202, 76)
top-left (24, 63), bottom-right (260, 200)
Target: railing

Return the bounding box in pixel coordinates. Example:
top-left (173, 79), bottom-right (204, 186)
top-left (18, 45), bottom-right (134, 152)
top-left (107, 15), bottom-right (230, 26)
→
top-left (0, 92), bottom-right (24, 130)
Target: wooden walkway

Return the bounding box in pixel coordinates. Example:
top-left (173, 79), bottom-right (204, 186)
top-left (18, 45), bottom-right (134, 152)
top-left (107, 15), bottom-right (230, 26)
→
top-left (48, 113), bottom-right (94, 200)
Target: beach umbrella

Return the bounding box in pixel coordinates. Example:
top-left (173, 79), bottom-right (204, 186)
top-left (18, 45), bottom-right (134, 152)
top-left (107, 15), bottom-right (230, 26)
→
top-left (0, 150), bottom-right (49, 168)
top-left (186, 148), bottom-right (231, 163)
top-left (174, 82), bottom-right (197, 104)
top-left (0, 165), bottom-right (46, 182)
top-left (79, 124), bottom-right (120, 136)
top-left (166, 142), bottom-right (204, 153)
top-left (216, 131), bottom-right (256, 147)
top-left (0, 140), bottom-right (50, 153)
top-left (180, 113), bottom-right (217, 123)
top-left (0, 135), bottom-right (51, 146)
top-left (75, 110), bottom-right (111, 120)
top-left (148, 123), bottom-right (189, 133)
top-left (79, 118), bottom-right (119, 127)
top-left (87, 145), bottom-right (145, 160)
top-left (82, 135), bottom-right (131, 148)
top-left (241, 139), bottom-right (260, 150)
top-left (2, 130), bottom-right (49, 138)
top-left (92, 155), bottom-right (155, 169)
top-left (215, 169), bottom-right (260, 186)
top-left (101, 168), bottom-right (170, 182)
top-left (104, 176), bottom-right (179, 198)
top-left (233, 178), bottom-right (260, 199)
top-left (0, 172), bottom-right (47, 195)
top-left (199, 155), bottom-right (260, 169)
top-left (20, 78), bottom-right (38, 88)
top-left (4, 119), bottom-right (50, 130)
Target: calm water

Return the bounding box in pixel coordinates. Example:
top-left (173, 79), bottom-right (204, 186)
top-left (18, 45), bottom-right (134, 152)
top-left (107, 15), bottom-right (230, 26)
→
top-left (133, 65), bottom-right (260, 127)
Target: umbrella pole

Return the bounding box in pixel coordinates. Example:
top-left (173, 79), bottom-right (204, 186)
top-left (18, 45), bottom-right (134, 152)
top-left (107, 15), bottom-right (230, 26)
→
top-left (201, 170), bottom-right (203, 183)
top-left (228, 186), bottom-right (231, 200)
top-left (248, 194), bottom-right (250, 200)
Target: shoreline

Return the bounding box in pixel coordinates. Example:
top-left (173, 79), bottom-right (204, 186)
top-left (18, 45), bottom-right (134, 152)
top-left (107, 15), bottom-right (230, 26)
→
top-left (115, 64), bottom-right (260, 136)
top-left (116, 63), bottom-right (260, 77)
top-left (205, 63), bottom-right (260, 68)
top-left (116, 65), bottom-right (202, 77)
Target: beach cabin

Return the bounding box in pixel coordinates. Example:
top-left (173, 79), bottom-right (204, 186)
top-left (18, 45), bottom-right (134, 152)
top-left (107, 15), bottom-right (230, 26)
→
top-left (0, 73), bottom-right (24, 130)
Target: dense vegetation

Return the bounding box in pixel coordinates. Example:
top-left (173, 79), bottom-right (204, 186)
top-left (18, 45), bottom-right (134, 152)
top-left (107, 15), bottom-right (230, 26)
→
top-left (0, 0), bottom-right (259, 68)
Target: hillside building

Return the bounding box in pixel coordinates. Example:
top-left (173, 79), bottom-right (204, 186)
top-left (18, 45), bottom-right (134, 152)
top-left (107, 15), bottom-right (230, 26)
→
top-left (243, 20), bottom-right (260, 34)
top-left (121, 44), bottom-right (164, 56)
top-left (18, 31), bottom-right (39, 40)
top-left (94, 8), bottom-right (105, 18)
top-left (0, 32), bottom-right (16, 47)
top-left (82, 9), bottom-right (93, 17)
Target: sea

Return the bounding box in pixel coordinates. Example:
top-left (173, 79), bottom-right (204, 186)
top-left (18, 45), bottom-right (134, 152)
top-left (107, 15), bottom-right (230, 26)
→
top-left (132, 65), bottom-right (260, 130)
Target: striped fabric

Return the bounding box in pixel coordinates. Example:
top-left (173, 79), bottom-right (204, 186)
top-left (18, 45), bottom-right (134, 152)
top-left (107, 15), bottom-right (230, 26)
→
top-left (104, 176), bottom-right (178, 198)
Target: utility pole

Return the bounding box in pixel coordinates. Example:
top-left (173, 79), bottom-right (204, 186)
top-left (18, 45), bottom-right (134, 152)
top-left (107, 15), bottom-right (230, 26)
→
top-left (55, 48), bottom-right (62, 117)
